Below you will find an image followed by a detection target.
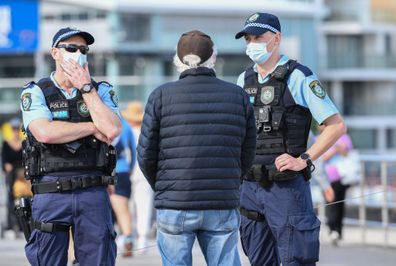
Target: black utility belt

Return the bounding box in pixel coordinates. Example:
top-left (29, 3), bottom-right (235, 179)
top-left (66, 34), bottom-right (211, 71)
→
top-left (243, 164), bottom-right (311, 188)
top-left (245, 164), bottom-right (300, 182)
top-left (32, 175), bottom-right (117, 194)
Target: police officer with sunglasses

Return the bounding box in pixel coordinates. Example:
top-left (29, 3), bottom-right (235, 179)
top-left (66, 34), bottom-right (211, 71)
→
top-left (20, 27), bottom-right (121, 266)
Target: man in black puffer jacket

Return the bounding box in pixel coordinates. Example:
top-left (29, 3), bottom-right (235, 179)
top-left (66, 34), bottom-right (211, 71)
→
top-left (137, 30), bottom-right (256, 266)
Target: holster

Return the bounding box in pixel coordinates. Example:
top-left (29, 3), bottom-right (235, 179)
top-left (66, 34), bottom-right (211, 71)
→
top-left (97, 144), bottom-right (117, 176)
top-left (244, 165), bottom-right (272, 188)
top-left (14, 197), bottom-right (33, 241)
top-left (22, 138), bottom-right (41, 180)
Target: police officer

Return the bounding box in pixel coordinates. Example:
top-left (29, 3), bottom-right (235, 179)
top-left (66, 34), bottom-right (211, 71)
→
top-left (235, 13), bottom-right (346, 265)
top-left (20, 27), bottom-right (121, 266)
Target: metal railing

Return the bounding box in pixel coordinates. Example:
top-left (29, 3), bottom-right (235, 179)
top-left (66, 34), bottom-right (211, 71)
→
top-left (316, 154), bottom-right (396, 247)
top-left (357, 154), bottom-right (396, 247)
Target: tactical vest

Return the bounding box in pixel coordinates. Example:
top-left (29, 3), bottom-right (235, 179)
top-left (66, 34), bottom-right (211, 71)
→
top-left (244, 60), bottom-right (312, 165)
top-left (22, 78), bottom-right (116, 179)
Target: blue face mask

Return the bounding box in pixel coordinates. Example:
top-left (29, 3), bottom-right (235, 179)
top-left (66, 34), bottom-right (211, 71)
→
top-left (245, 36), bottom-right (275, 65)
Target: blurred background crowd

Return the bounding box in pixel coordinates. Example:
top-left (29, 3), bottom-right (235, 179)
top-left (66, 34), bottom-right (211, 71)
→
top-left (1, 0), bottom-right (396, 256)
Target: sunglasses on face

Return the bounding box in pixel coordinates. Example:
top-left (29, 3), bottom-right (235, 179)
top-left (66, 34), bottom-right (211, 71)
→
top-left (57, 44), bottom-right (89, 55)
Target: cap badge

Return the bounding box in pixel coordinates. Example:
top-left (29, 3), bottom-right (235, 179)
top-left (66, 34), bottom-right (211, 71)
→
top-left (248, 13), bottom-right (259, 22)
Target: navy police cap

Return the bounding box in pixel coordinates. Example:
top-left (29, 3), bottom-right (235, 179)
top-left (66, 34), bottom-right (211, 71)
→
top-left (52, 27), bottom-right (95, 47)
top-left (235, 13), bottom-right (281, 39)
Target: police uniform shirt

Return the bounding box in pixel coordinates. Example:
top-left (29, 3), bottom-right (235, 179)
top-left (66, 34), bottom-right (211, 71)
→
top-left (21, 72), bottom-right (120, 130)
top-left (237, 55), bottom-right (339, 124)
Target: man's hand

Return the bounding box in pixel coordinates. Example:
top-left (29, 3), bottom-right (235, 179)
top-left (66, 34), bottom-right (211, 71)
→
top-left (324, 187), bottom-right (335, 203)
top-left (4, 163), bottom-right (13, 173)
top-left (93, 127), bottom-right (111, 145)
top-left (61, 59), bottom-right (91, 90)
top-left (274, 153), bottom-right (307, 172)
top-left (107, 184), bottom-right (115, 195)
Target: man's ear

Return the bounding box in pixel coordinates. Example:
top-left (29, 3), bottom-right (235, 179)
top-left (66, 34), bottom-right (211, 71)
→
top-left (51, 47), bottom-right (60, 61)
top-left (275, 32), bottom-right (281, 45)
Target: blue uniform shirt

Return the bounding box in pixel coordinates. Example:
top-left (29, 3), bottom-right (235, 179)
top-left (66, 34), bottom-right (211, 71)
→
top-left (21, 72), bottom-right (120, 130)
top-left (237, 55), bottom-right (339, 124)
top-left (113, 119), bottom-right (136, 174)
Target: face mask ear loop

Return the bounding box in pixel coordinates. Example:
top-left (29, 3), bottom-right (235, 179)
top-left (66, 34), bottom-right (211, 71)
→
top-left (266, 35), bottom-right (277, 54)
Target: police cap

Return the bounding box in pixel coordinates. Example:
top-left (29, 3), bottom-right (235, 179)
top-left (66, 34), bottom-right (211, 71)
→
top-left (52, 27), bottom-right (95, 47)
top-left (235, 13), bottom-right (281, 39)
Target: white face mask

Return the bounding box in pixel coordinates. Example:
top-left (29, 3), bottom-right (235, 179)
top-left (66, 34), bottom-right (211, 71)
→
top-left (245, 36), bottom-right (276, 65)
top-left (63, 51), bottom-right (87, 67)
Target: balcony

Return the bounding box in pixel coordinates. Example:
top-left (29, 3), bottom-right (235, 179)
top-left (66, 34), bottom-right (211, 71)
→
top-left (326, 55), bottom-right (396, 69)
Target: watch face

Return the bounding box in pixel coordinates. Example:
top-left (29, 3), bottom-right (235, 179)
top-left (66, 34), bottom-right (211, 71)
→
top-left (82, 84), bottom-right (92, 93)
top-left (301, 153), bottom-right (310, 160)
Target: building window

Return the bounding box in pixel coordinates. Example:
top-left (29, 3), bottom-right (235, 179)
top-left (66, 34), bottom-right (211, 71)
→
top-left (78, 12), bottom-right (88, 20)
top-left (96, 11), bottom-right (106, 19)
top-left (119, 14), bottom-right (150, 42)
top-left (61, 13), bottom-right (72, 21)
top-left (387, 129), bottom-right (396, 149)
top-left (327, 35), bottom-right (363, 68)
top-left (349, 129), bottom-right (377, 150)
top-left (0, 55), bottom-right (34, 78)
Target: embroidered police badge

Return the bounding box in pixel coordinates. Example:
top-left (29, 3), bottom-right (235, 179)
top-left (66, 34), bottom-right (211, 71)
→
top-left (21, 93), bottom-right (32, 111)
top-left (109, 90), bottom-right (118, 107)
top-left (248, 13), bottom-right (259, 22)
top-left (77, 100), bottom-right (90, 117)
top-left (260, 86), bottom-right (275, 105)
top-left (309, 80), bottom-right (326, 99)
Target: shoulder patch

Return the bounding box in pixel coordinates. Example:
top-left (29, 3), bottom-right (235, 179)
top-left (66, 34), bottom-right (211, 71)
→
top-left (295, 64), bottom-right (313, 77)
top-left (309, 80), bottom-right (326, 99)
top-left (21, 92), bottom-right (32, 111)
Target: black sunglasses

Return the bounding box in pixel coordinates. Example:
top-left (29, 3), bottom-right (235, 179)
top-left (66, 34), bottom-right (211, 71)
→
top-left (57, 44), bottom-right (89, 55)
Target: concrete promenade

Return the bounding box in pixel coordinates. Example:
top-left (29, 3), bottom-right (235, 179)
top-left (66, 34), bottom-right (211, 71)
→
top-left (0, 225), bottom-right (395, 266)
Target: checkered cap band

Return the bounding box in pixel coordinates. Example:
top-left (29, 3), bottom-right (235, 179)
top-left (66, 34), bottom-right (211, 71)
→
top-left (243, 23), bottom-right (279, 33)
top-left (52, 30), bottom-right (81, 47)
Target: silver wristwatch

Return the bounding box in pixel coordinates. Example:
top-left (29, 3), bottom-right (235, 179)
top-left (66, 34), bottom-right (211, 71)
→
top-left (80, 83), bottom-right (93, 94)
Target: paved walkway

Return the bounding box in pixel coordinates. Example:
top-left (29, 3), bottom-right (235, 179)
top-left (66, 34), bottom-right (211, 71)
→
top-left (0, 225), bottom-right (395, 265)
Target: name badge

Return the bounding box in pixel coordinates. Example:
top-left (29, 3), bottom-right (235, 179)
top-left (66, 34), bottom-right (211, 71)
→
top-left (49, 100), bottom-right (69, 120)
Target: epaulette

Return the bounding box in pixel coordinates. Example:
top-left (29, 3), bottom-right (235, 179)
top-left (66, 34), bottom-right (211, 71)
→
top-left (97, 81), bottom-right (113, 87)
top-left (22, 81), bottom-right (36, 90)
top-left (294, 64), bottom-right (313, 77)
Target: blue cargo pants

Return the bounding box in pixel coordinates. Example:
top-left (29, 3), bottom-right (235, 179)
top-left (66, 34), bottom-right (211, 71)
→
top-left (239, 173), bottom-right (320, 266)
top-left (25, 175), bottom-right (117, 266)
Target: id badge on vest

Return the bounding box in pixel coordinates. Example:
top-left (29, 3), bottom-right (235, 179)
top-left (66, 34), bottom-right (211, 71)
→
top-left (49, 100), bottom-right (70, 120)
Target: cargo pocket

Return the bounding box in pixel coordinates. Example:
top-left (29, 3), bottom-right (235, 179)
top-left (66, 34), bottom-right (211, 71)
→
top-left (288, 214), bottom-right (321, 264)
top-left (25, 230), bottom-right (40, 266)
top-left (104, 223), bottom-right (117, 265)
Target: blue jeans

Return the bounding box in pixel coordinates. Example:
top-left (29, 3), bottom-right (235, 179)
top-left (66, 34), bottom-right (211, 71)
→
top-left (156, 209), bottom-right (241, 266)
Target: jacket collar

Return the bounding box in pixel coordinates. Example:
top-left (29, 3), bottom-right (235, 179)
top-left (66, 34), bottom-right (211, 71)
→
top-left (179, 67), bottom-right (216, 79)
